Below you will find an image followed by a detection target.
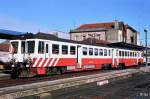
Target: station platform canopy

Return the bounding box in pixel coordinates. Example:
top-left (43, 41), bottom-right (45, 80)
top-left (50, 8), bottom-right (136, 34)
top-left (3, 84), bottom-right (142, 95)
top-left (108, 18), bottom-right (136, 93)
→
top-left (108, 42), bottom-right (145, 50)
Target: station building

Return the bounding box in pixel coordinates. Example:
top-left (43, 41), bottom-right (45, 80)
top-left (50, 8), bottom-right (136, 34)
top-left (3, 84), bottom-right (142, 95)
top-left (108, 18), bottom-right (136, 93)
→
top-left (70, 20), bottom-right (140, 45)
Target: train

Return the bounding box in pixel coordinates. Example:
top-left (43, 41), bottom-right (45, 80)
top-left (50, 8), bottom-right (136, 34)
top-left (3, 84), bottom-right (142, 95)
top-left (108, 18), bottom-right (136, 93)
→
top-left (8, 33), bottom-right (144, 78)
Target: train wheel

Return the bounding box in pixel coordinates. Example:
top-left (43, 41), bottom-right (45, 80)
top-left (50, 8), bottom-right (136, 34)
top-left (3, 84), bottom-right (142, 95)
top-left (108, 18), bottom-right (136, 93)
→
top-left (11, 67), bottom-right (20, 79)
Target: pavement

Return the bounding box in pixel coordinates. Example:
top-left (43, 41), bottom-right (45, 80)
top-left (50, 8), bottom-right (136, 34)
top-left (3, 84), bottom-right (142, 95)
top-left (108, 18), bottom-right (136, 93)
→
top-left (52, 73), bottom-right (150, 99)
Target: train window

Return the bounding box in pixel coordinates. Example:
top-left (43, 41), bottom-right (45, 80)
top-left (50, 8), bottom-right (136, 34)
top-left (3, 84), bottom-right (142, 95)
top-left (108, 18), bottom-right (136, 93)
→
top-left (127, 51), bottom-right (129, 57)
top-left (99, 49), bottom-right (103, 56)
top-left (94, 48), bottom-right (98, 56)
top-left (38, 41), bottom-right (44, 53)
top-left (27, 41), bottom-right (35, 53)
top-left (83, 47), bottom-right (87, 55)
top-left (52, 44), bottom-right (59, 54)
top-left (125, 51), bottom-right (127, 56)
top-left (122, 51), bottom-right (124, 56)
top-left (135, 52), bottom-right (137, 57)
top-left (119, 51), bottom-right (121, 56)
top-left (89, 48), bottom-right (93, 56)
top-left (62, 45), bottom-right (68, 55)
top-left (108, 50), bottom-right (111, 56)
top-left (130, 52), bottom-right (132, 56)
top-left (104, 49), bottom-right (107, 56)
top-left (21, 41), bottom-right (25, 53)
top-left (46, 44), bottom-right (48, 53)
top-left (70, 46), bottom-right (76, 55)
top-left (11, 41), bottom-right (18, 53)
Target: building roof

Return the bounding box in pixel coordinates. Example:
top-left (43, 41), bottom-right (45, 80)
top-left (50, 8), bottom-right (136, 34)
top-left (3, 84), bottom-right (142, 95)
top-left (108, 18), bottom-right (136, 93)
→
top-left (76, 22), bottom-right (114, 30)
top-left (70, 21), bottom-right (137, 33)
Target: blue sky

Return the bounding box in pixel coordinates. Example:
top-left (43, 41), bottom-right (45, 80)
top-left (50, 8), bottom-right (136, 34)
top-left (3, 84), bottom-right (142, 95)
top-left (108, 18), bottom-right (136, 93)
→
top-left (0, 0), bottom-right (150, 44)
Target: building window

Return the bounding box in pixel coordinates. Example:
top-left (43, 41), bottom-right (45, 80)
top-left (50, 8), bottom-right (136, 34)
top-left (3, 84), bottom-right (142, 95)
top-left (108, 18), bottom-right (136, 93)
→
top-left (75, 35), bottom-right (79, 41)
top-left (52, 44), bottom-right (59, 54)
top-left (131, 36), bottom-right (134, 43)
top-left (89, 48), bottom-right (93, 56)
top-left (83, 47), bottom-right (87, 55)
top-left (94, 48), bottom-right (98, 56)
top-left (83, 35), bottom-right (86, 40)
top-left (38, 41), bottom-right (44, 53)
top-left (62, 45), bottom-right (68, 55)
top-left (70, 46), bottom-right (76, 55)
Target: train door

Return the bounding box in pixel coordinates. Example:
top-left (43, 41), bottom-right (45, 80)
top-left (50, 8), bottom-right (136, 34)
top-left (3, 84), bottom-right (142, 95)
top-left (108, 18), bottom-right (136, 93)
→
top-left (112, 48), bottom-right (119, 68)
top-left (45, 42), bottom-right (50, 58)
top-left (77, 45), bottom-right (82, 68)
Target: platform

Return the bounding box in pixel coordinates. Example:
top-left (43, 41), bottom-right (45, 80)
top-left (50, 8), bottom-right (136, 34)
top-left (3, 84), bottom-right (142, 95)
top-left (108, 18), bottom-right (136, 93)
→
top-left (0, 67), bottom-right (150, 99)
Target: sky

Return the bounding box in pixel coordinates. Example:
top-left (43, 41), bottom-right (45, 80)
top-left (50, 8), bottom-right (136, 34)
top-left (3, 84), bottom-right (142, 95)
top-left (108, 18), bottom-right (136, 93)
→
top-left (0, 0), bottom-right (150, 44)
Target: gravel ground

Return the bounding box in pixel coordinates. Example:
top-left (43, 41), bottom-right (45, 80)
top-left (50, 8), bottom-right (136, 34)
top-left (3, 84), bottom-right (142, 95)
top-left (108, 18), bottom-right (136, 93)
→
top-left (52, 73), bottom-right (150, 99)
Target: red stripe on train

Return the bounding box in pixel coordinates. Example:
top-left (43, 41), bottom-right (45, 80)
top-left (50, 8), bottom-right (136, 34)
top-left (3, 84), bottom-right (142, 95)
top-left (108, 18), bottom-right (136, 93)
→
top-left (36, 58), bottom-right (43, 67)
top-left (46, 58), bottom-right (52, 67)
top-left (41, 58), bottom-right (48, 68)
top-left (51, 58), bottom-right (57, 66)
top-left (30, 58), bottom-right (37, 67)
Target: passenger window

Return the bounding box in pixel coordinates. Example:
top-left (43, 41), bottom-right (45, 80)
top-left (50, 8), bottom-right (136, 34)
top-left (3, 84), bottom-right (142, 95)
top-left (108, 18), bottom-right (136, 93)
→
top-left (70, 46), bottom-right (76, 55)
top-left (108, 50), bottom-right (111, 56)
top-left (89, 48), bottom-right (93, 56)
top-left (62, 45), bottom-right (68, 55)
top-left (125, 51), bottom-right (127, 56)
top-left (119, 51), bottom-right (121, 56)
top-left (83, 47), bottom-right (87, 55)
top-left (104, 49), bottom-right (107, 56)
top-left (52, 44), bottom-right (59, 54)
top-left (99, 49), bottom-right (103, 56)
top-left (94, 48), bottom-right (98, 56)
top-left (122, 51), bottom-right (124, 56)
top-left (38, 41), bottom-right (44, 53)
top-left (46, 44), bottom-right (48, 53)
top-left (130, 52), bottom-right (132, 56)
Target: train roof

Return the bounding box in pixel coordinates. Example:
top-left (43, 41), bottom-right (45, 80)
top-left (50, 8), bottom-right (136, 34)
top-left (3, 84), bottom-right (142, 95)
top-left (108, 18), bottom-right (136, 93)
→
top-left (12, 32), bottom-right (145, 51)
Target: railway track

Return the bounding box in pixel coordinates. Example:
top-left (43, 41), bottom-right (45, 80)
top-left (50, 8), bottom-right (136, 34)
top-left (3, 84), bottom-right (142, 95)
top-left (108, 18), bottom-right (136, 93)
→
top-left (0, 66), bottom-right (140, 88)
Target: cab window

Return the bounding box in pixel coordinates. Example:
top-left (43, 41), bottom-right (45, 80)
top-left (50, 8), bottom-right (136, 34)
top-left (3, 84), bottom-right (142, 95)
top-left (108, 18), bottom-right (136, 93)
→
top-left (27, 41), bottom-right (35, 53)
top-left (38, 41), bottom-right (44, 53)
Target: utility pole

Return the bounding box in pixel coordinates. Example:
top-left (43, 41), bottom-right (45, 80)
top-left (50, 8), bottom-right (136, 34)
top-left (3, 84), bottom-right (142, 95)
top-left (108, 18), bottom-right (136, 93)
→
top-left (144, 29), bottom-right (148, 66)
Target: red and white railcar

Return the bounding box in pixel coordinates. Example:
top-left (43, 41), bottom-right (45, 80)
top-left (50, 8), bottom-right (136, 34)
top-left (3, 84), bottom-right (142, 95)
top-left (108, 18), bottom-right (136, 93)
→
top-left (8, 33), bottom-right (144, 78)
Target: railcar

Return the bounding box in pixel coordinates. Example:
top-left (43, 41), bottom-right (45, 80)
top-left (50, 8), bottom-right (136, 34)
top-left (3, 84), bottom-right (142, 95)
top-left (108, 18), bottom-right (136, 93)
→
top-left (8, 33), bottom-right (144, 78)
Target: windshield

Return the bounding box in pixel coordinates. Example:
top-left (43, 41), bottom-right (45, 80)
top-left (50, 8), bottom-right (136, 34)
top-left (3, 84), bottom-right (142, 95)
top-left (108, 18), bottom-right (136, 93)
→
top-left (11, 41), bottom-right (18, 53)
top-left (27, 41), bottom-right (35, 53)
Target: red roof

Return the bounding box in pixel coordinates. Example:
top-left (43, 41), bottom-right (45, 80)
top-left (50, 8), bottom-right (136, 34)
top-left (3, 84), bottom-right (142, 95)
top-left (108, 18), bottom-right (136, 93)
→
top-left (76, 22), bottom-right (114, 30)
top-left (0, 44), bottom-right (9, 52)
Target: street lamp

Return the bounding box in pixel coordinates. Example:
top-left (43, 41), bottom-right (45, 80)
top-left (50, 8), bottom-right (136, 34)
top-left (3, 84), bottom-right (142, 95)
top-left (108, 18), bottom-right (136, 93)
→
top-left (144, 29), bottom-right (148, 67)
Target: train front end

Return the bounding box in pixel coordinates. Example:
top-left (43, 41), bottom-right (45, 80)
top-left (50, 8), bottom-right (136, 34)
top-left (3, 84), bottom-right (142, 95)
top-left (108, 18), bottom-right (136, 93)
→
top-left (9, 39), bottom-right (36, 78)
